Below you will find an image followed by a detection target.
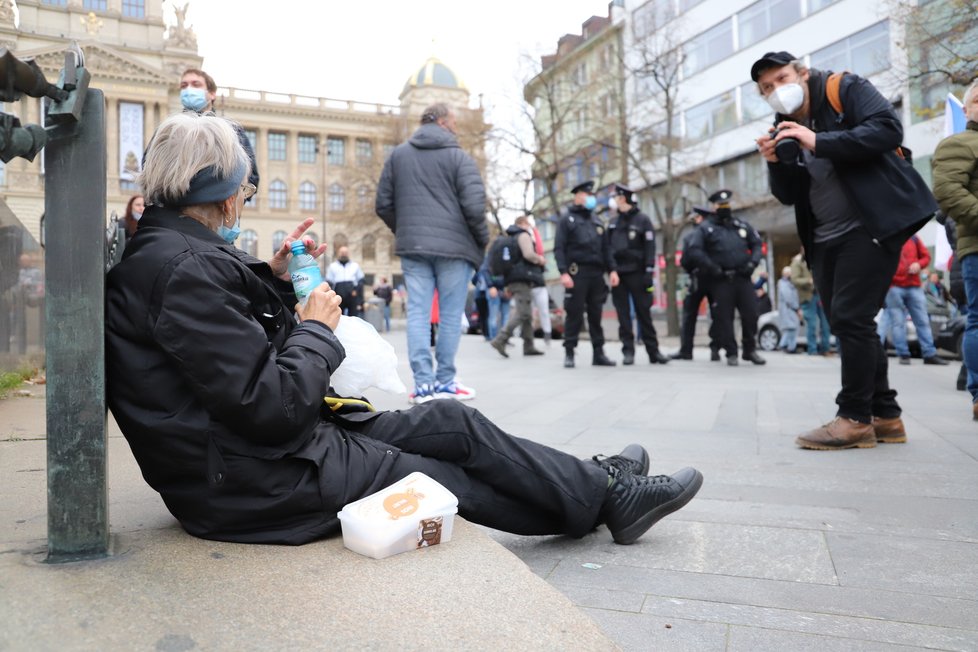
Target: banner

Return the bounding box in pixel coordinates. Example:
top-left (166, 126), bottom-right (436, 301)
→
top-left (933, 93), bottom-right (966, 271)
top-left (119, 102), bottom-right (144, 182)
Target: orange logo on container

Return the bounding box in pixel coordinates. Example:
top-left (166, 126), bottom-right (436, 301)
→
top-left (383, 488), bottom-right (424, 519)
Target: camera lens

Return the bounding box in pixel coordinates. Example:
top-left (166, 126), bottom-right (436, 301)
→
top-left (775, 137), bottom-right (800, 162)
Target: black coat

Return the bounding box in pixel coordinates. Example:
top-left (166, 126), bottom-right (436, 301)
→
top-left (375, 123), bottom-right (489, 269)
top-left (105, 206), bottom-right (397, 544)
top-left (608, 207), bottom-right (656, 275)
top-left (554, 205), bottom-right (615, 273)
top-left (768, 69), bottom-right (938, 254)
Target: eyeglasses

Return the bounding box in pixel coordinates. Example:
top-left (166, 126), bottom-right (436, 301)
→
top-left (240, 183), bottom-right (257, 200)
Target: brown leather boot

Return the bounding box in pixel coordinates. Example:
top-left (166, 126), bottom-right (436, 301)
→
top-left (795, 417), bottom-right (876, 450)
top-left (871, 416), bottom-right (907, 443)
top-left (972, 402), bottom-right (978, 421)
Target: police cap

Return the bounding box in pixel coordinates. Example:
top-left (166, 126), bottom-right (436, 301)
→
top-left (708, 189), bottom-right (733, 204)
top-left (750, 51), bottom-right (797, 82)
top-left (570, 180), bottom-right (595, 195)
top-left (613, 183), bottom-right (636, 203)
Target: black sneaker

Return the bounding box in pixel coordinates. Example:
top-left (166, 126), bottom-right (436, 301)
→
top-left (743, 351), bottom-right (766, 365)
top-left (601, 467), bottom-right (703, 545)
top-left (564, 352), bottom-right (575, 368)
top-left (711, 350), bottom-right (721, 362)
top-left (591, 443), bottom-right (650, 477)
top-left (622, 351), bottom-right (636, 365)
top-left (923, 355), bottom-right (949, 366)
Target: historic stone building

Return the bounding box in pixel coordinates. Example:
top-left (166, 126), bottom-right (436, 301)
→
top-left (0, 0), bottom-right (485, 291)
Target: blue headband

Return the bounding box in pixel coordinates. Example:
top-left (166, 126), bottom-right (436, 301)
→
top-left (177, 157), bottom-right (247, 206)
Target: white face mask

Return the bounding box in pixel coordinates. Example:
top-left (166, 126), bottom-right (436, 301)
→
top-left (766, 83), bottom-right (805, 115)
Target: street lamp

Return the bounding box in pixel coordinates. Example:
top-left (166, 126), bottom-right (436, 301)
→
top-left (319, 135), bottom-right (330, 274)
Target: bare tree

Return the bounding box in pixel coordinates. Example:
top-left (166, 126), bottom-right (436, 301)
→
top-left (889, 0), bottom-right (978, 119)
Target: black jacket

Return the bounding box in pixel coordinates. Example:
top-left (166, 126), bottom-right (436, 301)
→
top-left (375, 123), bottom-right (489, 269)
top-left (768, 69), bottom-right (937, 254)
top-left (501, 224), bottom-right (545, 287)
top-left (105, 206), bottom-right (397, 544)
top-left (609, 207), bottom-right (656, 274)
top-left (554, 205), bottom-right (615, 274)
top-left (683, 211), bottom-right (763, 278)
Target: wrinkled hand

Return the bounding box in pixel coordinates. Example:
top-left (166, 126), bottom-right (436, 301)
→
top-left (609, 271), bottom-right (620, 288)
top-left (295, 282), bottom-right (342, 330)
top-left (268, 218), bottom-right (328, 279)
top-left (560, 272), bottom-right (574, 289)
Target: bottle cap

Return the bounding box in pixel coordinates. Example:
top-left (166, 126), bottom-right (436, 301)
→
top-left (289, 240), bottom-right (306, 255)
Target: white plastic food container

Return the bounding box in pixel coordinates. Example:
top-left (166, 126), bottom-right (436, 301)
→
top-left (337, 472), bottom-right (459, 560)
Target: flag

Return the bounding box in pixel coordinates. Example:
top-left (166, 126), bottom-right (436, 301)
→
top-left (933, 93), bottom-right (966, 271)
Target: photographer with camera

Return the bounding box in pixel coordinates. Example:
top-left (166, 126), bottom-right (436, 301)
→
top-left (682, 189), bottom-right (766, 367)
top-left (751, 51), bottom-right (938, 450)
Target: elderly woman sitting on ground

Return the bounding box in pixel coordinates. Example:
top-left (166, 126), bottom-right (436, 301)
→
top-left (106, 112), bottom-right (702, 546)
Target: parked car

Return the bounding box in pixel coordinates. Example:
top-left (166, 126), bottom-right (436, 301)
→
top-left (935, 314), bottom-right (964, 360)
top-left (756, 310), bottom-right (841, 353)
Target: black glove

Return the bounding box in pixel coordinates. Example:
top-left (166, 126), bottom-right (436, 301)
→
top-left (643, 268), bottom-right (654, 291)
top-left (722, 269), bottom-right (736, 280)
top-left (739, 262), bottom-right (757, 276)
top-left (707, 265), bottom-right (724, 278)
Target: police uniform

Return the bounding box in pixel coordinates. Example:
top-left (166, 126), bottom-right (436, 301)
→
top-left (608, 184), bottom-right (668, 365)
top-left (674, 218), bottom-right (718, 360)
top-left (683, 190), bottom-right (766, 366)
top-left (554, 180), bottom-right (616, 367)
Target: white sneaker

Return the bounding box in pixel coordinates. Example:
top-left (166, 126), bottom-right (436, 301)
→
top-left (409, 383), bottom-right (435, 405)
top-left (434, 379), bottom-right (476, 401)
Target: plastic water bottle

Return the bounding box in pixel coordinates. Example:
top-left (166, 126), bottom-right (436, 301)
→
top-left (288, 241), bottom-right (323, 306)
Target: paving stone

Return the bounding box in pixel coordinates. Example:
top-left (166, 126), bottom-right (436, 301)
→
top-left (727, 625), bottom-right (932, 651)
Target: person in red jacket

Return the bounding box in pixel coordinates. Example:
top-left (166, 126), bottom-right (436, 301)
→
top-left (882, 235), bottom-right (948, 365)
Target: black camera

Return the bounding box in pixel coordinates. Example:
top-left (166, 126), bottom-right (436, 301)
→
top-left (771, 128), bottom-right (800, 163)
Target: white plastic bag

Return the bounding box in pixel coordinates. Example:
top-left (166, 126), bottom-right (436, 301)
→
top-left (329, 315), bottom-right (407, 396)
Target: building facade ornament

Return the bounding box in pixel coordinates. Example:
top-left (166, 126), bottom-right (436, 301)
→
top-left (80, 12), bottom-right (103, 37)
top-left (165, 3), bottom-right (198, 51)
top-left (0, 0), bottom-right (14, 28)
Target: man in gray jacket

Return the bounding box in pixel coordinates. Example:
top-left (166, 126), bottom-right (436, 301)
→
top-left (376, 103), bottom-right (488, 404)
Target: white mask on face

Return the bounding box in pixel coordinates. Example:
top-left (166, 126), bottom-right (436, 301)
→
top-left (766, 83), bottom-right (805, 115)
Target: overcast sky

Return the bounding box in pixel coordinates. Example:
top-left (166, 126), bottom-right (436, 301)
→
top-left (183, 0), bottom-right (611, 118)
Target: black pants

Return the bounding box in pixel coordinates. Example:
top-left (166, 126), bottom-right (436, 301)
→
top-left (563, 269), bottom-right (608, 352)
top-left (811, 228), bottom-right (902, 422)
top-left (347, 400), bottom-right (608, 537)
top-left (678, 280), bottom-right (715, 356)
top-left (334, 281), bottom-right (361, 318)
top-left (709, 275), bottom-right (757, 358)
top-left (612, 271), bottom-right (660, 355)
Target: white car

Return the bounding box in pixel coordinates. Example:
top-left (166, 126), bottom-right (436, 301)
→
top-left (755, 310), bottom-right (913, 354)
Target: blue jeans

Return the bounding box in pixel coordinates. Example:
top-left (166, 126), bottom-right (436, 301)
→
top-left (778, 327), bottom-right (798, 351)
top-left (884, 285), bottom-right (937, 358)
top-left (961, 255), bottom-right (978, 400)
top-left (382, 303), bottom-right (391, 332)
top-left (401, 255), bottom-right (474, 387)
top-left (799, 297), bottom-right (831, 354)
top-left (487, 292), bottom-right (510, 341)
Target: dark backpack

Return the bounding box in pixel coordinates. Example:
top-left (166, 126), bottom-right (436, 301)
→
top-left (488, 234), bottom-right (520, 278)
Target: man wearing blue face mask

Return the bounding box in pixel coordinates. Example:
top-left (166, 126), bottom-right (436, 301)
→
top-left (752, 51), bottom-right (937, 450)
top-left (554, 180), bottom-right (619, 368)
top-left (179, 68), bottom-right (260, 194)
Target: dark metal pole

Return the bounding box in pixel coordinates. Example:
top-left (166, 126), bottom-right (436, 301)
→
top-left (44, 88), bottom-right (108, 562)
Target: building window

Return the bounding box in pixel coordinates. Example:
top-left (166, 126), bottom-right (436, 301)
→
top-left (740, 81), bottom-right (772, 123)
top-left (357, 185), bottom-right (371, 208)
top-left (327, 137), bottom-right (345, 166)
top-left (243, 129), bottom-right (257, 156)
top-left (355, 139), bottom-right (373, 166)
top-left (268, 132), bottom-right (287, 161)
top-left (679, 0), bottom-right (707, 9)
top-left (83, 0), bottom-right (107, 9)
top-left (268, 180), bottom-right (287, 210)
top-left (573, 62), bottom-right (588, 86)
top-left (383, 143), bottom-right (395, 160)
top-left (737, 0), bottom-right (801, 50)
top-left (811, 21), bottom-right (890, 77)
top-left (684, 90), bottom-right (737, 143)
top-left (121, 0), bottom-right (144, 17)
top-left (41, 0), bottom-right (67, 5)
top-left (332, 232), bottom-right (349, 249)
top-left (298, 135), bottom-right (317, 164)
top-left (272, 230), bottom-right (287, 254)
top-left (633, 0), bottom-right (676, 38)
top-left (299, 181), bottom-right (317, 211)
top-left (362, 234), bottom-right (376, 261)
top-left (683, 19), bottom-right (733, 77)
top-left (329, 183), bottom-right (346, 212)
top-left (240, 229), bottom-right (258, 257)
top-left (808, 0), bottom-right (840, 12)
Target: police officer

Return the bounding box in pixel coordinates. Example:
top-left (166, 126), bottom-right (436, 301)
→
top-left (608, 184), bottom-right (669, 365)
top-left (555, 180), bottom-right (619, 368)
top-left (673, 211), bottom-right (719, 360)
top-left (683, 190), bottom-right (766, 366)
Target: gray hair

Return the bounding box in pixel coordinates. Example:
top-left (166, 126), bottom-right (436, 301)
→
top-left (420, 103), bottom-right (450, 125)
top-left (139, 113), bottom-right (248, 206)
top-left (964, 79), bottom-right (978, 106)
